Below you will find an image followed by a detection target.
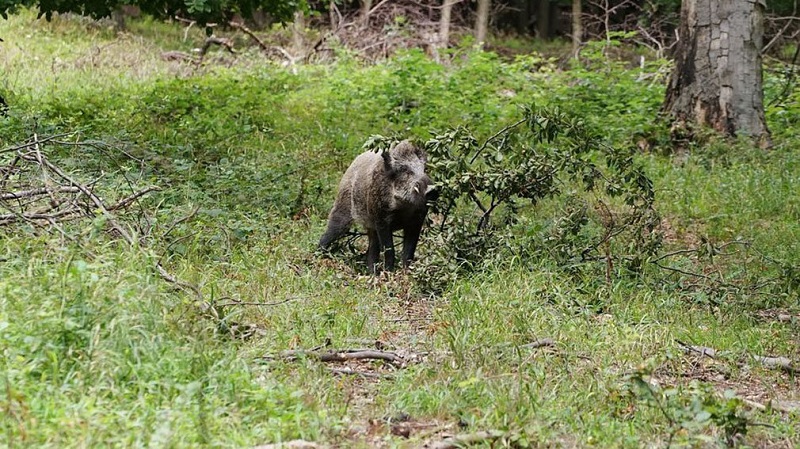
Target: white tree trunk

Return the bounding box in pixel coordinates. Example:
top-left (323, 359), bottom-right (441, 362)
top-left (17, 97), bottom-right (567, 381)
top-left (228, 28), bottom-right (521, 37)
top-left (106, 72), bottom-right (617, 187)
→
top-left (663, 0), bottom-right (770, 145)
top-left (291, 10), bottom-right (305, 55)
top-left (439, 0), bottom-right (455, 49)
top-left (571, 0), bottom-right (582, 56)
top-left (475, 0), bottom-right (490, 47)
top-left (360, 0), bottom-right (373, 28)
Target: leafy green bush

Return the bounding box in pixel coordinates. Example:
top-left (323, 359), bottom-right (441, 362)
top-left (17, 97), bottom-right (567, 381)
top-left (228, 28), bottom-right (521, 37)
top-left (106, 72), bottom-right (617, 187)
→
top-left (394, 105), bottom-right (660, 293)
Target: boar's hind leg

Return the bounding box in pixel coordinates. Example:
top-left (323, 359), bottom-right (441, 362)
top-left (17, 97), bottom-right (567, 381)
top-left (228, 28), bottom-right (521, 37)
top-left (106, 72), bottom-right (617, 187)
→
top-left (401, 217), bottom-right (424, 268)
top-left (319, 202), bottom-right (352, 250)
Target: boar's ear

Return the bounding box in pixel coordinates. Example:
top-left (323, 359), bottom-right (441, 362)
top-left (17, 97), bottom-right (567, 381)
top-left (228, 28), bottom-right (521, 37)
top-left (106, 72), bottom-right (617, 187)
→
top-left (381, 149), bottom-right (393, 172)
top-left (414, 145), bottom-right (426, 163)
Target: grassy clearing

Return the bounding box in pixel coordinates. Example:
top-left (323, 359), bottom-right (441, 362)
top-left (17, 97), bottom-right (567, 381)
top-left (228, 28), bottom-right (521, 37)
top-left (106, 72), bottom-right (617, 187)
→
top-left (2, 9), bottom-right (800, 448)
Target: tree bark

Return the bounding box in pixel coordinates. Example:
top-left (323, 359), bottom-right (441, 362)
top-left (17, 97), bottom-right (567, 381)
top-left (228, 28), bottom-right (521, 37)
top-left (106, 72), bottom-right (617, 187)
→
top-left (571, 0), bottom-right (582, 55)
top-left (360, 0), bottom-right (373, 28)
top-left (329, 1), bottom-right (338, 30)
top-left (439, 0), bottom-right (456, 49)
top-left (475, 0), bottom-right (491, 47)
top-left (662, 0), bottom-right (771, 146)
top-left (536, 0), bottom-right (551, 39)
top-left (291, 10), bottom-right (305, 55)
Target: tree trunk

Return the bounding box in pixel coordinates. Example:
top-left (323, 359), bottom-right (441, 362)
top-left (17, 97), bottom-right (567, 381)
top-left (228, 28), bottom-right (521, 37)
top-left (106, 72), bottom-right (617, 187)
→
top-left (662, 0), bottom-right (770, 146)
top-left (536, 0), bottom-right (550, 39)
top-left (439, 0), bottom-right (455, 49)
top-left (329, 1), bottom-right (338, 30)
top-left (475, 0), bottom-right (491, 46)
top-left (360, 0), bottom-right (373, 28)
top-left (571, 0), bottom-right (581, 55)
top-left (291, 10), bottom-right (305, 56)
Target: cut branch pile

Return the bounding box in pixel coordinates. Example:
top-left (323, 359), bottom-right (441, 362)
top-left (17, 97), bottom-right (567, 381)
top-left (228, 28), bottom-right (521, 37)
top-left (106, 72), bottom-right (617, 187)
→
top-left (0, 133), bottom-right (158, 231)
top-left (0, 134), bottom-right (221, 323)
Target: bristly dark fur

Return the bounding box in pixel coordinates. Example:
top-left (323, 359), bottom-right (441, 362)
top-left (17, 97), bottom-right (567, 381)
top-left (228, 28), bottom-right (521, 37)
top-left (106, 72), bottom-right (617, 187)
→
top-left (319, 140), bottom-right (437, 274)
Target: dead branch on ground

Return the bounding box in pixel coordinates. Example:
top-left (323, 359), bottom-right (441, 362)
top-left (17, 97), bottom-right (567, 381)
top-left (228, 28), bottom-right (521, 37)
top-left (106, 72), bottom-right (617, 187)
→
top-left (428, 430), bottom-right (506, 449)
top-left (328, 367), bottom-right (392, 378)
top-left (520, 338), bottom-right (556, 350)
top-left (272, 349), bottom-right (407, 367)
top-left (195, 36), bottom-right (236, 68)
top-left (0, 133), bottom-right (231, 331)
top-left (676, 340), bottom-right (798, 374)
top-left (254, 441), bottom-right (326, 449)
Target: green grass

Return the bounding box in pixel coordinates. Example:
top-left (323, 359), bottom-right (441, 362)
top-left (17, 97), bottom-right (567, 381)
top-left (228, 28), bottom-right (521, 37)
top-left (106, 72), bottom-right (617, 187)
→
top-left (2, 9), bottom-right (800, 448)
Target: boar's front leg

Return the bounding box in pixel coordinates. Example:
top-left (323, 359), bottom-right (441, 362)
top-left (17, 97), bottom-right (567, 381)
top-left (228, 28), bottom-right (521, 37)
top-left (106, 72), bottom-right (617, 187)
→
top-left (376, 225), bottom-right (395, 272)
top-left (401, 216), bottom-right (424, 268)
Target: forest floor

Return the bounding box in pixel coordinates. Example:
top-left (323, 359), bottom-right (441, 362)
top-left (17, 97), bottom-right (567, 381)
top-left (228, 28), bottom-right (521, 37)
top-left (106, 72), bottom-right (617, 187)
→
top-left (1, 8), bottom-right (799, 448)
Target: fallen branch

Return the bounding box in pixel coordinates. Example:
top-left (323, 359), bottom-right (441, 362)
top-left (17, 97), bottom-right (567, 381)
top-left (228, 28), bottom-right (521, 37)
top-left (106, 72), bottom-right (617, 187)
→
top-left (195, 36), bottom-right (236, 68)
top-left (752, 355), bottom-right (797, 374)
top-left (0, 186), bottom-right (80, 201)
top-left (328, 367), bottom-right (391, 379)
top-left (676, 340), bottom-right (798, 374)
top-left (107, 185), bottom-right (161, 211)
top-left (740, 397), bottom-right (800, 414)
top-left (520, 338), bottom-right (556, 350)
top-left (254, 441), bottom-right (326, 449)
top-left (276, 349), bottom-right (405, 366)
top-left (429, 430), bottom-right (505, 449)
top-left (214, 296), bottom-right (297, 307)
top-left (2, 134), bottom-right (214, 323)
top-left (229, 21), bottom-right (269, 52)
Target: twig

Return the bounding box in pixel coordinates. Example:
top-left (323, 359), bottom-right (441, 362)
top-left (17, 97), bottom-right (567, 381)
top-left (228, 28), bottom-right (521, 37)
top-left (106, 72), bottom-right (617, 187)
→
top-left (0, 132), bottom-right (76, 155)
top-left (229, 21), bottom-right (269, 52)
top-left (0, 208), bottom-right (83, 225)
top-left (429, 430), bottom-right (505, 449)
top-left (0, 186), bottom-right (80, 201)
top-left (31, 138), bottom-right (134, 242)
top-left (469, 118), bottom-right (526, 164)
top-left (107, 186), bottom-right (161, 210)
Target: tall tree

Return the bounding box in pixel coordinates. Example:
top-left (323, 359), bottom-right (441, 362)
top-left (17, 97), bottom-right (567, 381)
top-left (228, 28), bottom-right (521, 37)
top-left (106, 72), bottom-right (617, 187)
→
top-left (536, 0), bottom-right (550, 39)
top-left (438, 0), bottom-right (455, 49)
top-left (291, 9), bottom-right (304, 55)
top-left (663, 0), bottom-right (770, 145)
top-left (475, 0), bottom-right (490, 46)
top-left (359, 0), bottom-right (372, 28)
top-left (571, 0), bottom-right (581, 55)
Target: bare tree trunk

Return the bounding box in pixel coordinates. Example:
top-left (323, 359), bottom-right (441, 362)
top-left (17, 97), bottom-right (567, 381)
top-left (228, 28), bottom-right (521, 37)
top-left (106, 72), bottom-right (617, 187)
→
top-left (439, 0), bottom-right (455, 49)
top-left (536, 0), bottom-right (551, 39)
top-left (329, 1), bottom-right (338, 30)
top-left (360, 0), bottom-right (373, 28)
top-left (475, 0), bottom-right (491, 46)
top-left (663, 0), bottom-right (771, 146)
top-left (291, 10), bottom-right (305, 56)
top-left (571, 0), bottom-right (581, 55)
